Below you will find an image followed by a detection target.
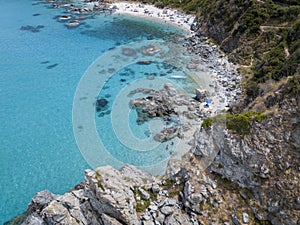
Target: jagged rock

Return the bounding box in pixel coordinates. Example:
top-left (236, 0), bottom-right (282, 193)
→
top-left (164, 83), bottom-right (177, 96)
top-left (21, 213), bottom-right (44, 225)
top-left (160, 206), bottom-right (174, 216)
top-left (154, 211), bottom-right (165, 224)
top-left (154, 126), bottom-right (179, 142)
top-left (231, 214), bottom-right (241, 225)
top-left (192, 128), bottom-right (215, 157)
top-left (143, 220), bottom-right (155, 225)
top-left (151, 183), bottom-right (161, 193)
top-left (148, 203), bottom-right (158, 212)
top-left (27, 190), bottom-right (57, 214)
top-left (164, 210), bottom-right (193, 225)
top-left (42, 200), bottom-right (77, 224)
top-left (120, 164), bottom-right (156, 186)
top-left (138, 187), bottom-right (150, 200)
top-left (21, 165), bottom-right (158, 225)
top-left (163, 198), bottom-right (177, 207)
top-left (181, 181), bottom-right (206, 213)
top-left (165, 159), bottom-right (182, 181)
top-left (194, 89), bottom-right (209, 102)
top-left (142, 212), bottom-right (151, 221)
top-left (87, 166), bottom-right (141, 225)
top-left (101, 213), bottom-right (123, 225)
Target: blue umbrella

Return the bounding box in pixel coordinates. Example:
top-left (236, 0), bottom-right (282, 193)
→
top-left (205, 99), bottom-right (212, 104)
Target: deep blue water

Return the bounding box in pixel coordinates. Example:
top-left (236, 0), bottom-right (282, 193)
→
top-left (0, 0), bottom-right (195, 223)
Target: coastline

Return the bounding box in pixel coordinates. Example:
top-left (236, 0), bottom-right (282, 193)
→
top-left (107, 1), bottom-right (241, 115)
top-left (6, 1), bottom-right (243, 224)
top-left (73, 0), bottom-right (241, 116)
top-left (109, 2), bottom-right (195, 35)
top-left (8, 1), bottom-right (299, 224)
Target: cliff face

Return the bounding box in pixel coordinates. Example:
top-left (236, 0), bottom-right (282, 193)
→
top-left (18, 163), bottom-right (220, 225)
top-left (21, 165), bottom-right (158, 225)
top-left (17, 92), bottom-right (299, 225)
top-left (210, 97), bottom-right (300, 224)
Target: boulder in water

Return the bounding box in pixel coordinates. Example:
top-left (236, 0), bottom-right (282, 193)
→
top-left (96, 98), bottom-right (108, 111)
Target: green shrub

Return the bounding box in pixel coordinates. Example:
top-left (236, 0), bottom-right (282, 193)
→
top-left (227, 114), bottom-right (250, 135)
top-left (136, 199), bottom-right (150, 212)
top-left (284, 75), bottom-right (300, 96)
top-left (203, 111), bottom-right (266, 135)
top-left (226, 111), bottom-right (266, 135)
top-left (97, 181), bottom-right (105, 191)
top-left (201, 117), bottom-right (213, 128)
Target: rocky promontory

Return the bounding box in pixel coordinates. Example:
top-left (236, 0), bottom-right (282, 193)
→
top-left (16, 93), bottom-right (299, 225)
top-left (7, 1), bottom-right (299, 225)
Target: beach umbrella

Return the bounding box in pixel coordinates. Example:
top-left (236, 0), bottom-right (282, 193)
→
top-left (205, 99), bottom-right (212, 104)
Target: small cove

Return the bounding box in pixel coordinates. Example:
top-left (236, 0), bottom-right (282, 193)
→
top-left (0, 1), bottom-right (212, 223)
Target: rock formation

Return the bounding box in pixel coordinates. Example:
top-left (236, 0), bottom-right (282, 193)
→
top-left (7, 1), bottom-right (299, 225)
top-left (17, 90), bottom-right (299, 225)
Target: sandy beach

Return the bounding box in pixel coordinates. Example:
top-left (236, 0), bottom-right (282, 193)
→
top-left (110, 2), bottom-right (195, 34)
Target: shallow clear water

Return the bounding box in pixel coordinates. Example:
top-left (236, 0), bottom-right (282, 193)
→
top-left (0, 0), bottom-right (204, 223)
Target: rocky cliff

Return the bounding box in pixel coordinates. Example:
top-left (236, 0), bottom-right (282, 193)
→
top-left (14, 91), bottom-right (299, 224)
top-left (13, 88), bottom-right (299, 225)
top-left (7, 0), bottom-right (300, 224)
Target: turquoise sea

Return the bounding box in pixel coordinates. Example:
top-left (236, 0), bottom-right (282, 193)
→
top-left (0, 0), bottom-right (205, 223)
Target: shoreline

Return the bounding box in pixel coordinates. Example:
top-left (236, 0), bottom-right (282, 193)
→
top-left (7, 1), bottom-right (243, 224)
top-left (68, 0), bottom-right (242, 115)
top-left (108, 1), bottom-right (241, 113)
top-left (109, 2), bottom-right (195, 35)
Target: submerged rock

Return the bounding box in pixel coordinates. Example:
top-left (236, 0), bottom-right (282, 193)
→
top-left (66, 20), bottom-right (81, 28)
top-left (20, 25), bottom-right (44, 33)
top-left (122, 48), bottom-right (137, 56)
top-left (96, 98), bottom-right (108, 111)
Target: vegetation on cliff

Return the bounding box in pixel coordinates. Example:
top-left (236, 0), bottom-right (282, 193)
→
top-left (8, 1), bottom-right (299, 224)
top-left (202, 111), bottom-right (266, 135)
top-left (136, 0), bottom-right (299, 109)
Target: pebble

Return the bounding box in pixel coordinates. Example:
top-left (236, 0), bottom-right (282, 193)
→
top-left (231, 214), bottom-right (241, 225)
top-left (242, 212), bottom-right (250, 223)
top-left (149, 204), bottom-right (158, 212)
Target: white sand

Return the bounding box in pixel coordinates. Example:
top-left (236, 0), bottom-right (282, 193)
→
top-left (108, 2), bottom-right (231, 115)
top-left (110, 2), bottom-right (195, 34)
top-left (104, 2), bottom-right (232, 114)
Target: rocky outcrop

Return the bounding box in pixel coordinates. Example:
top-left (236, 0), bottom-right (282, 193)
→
top-left (19, 92), bottom-right (299, 225)
top-left (12, 2), bottom-right (299, 225)
top-left (21, 165), bottom-right (152, 225)
top-left (129, 83), bottom-right (210, 143)
top-left (206, 96), bottom-right (300, 224)
top-left (20, 164), bottom-right (197, 225)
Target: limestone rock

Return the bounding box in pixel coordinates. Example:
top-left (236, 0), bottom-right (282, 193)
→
top-left (27, 190), bottom-right (57, 214)
top-left (101, 213), bottom-right (123, 225)
top-left (164, 210), bottom-right (193, 225)
top-left (21, 214), bottom-right (44, 225)
top-left (138, 187), bottom-right (150, 200)
top-left (160, 206), bottom-right (174, 216)
top-left (194, 89), bottom-right (209, 102)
